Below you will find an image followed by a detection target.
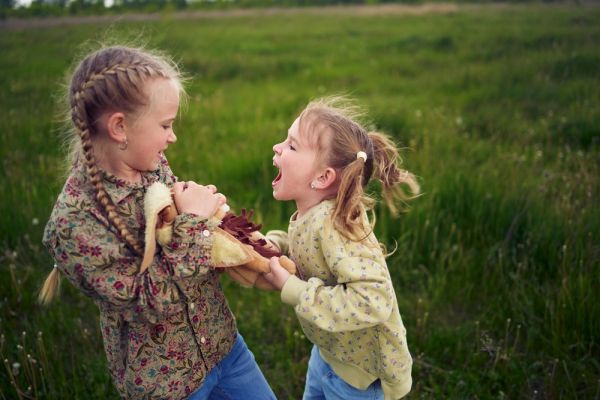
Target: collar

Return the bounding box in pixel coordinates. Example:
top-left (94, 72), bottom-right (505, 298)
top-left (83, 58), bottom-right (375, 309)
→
top-left (289, 199), bottom-right (334, 226)
top-left (73, 160), bottom-right (162, 205)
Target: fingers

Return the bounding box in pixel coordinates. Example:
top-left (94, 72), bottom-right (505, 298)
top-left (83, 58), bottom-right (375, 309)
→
top-left (174, 181), bottom-right (218, 196)
top-left (206, 184), bottom-right (217, 193)
top-left (264, 257), bottom-right (291, 290)
top-left (172, 181), bottom-right (187, 196)
top-left (172, 181), bottom-right (227, 218)
top-left (269, 256), bottom-right (281, 269)
top-left (215, 193), bottom-right (227, 207)
top-left (176, 181), bottom-right (218, 194)
top-left (263, 272), bottom-right (275, 284)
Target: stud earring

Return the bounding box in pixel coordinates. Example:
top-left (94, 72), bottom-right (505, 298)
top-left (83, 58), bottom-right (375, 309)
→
top-left (310, 182), bottom-right (316, 189)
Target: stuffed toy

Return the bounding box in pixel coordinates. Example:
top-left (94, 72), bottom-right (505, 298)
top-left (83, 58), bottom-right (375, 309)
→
top-left (140, 181), bottom-right (295, 290)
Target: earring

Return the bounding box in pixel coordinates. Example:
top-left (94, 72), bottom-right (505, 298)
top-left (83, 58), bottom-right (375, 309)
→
top-left (310, 182), bottom-right (316, 189)
top-left (119, 138), bottom-right (128, 151)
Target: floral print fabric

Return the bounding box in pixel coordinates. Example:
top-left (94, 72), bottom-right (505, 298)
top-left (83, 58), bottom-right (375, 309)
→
top-left (43, 157), bottom-right (236, 399)
top-left (284, 200), bottom-right (412, 399)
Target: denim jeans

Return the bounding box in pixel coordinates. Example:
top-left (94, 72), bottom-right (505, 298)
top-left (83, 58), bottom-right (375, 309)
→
top-left (303, 345), bottom-right (383, 400)
top-left (188, 333), bottom-right (276, 400)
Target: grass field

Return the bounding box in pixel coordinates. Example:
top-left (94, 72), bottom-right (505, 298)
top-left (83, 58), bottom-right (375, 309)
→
top-left (1, 4), bottom-right (599, 399)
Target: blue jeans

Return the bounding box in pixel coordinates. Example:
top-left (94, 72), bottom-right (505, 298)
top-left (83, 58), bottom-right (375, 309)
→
top-left (303, 345), bottom-right (383, 400)
top-left (188, 333), bottom-right (276, 400)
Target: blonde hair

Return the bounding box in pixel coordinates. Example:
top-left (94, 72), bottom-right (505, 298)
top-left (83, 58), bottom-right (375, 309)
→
top-left (298, 96), bottom-right (420, 241)
top-left (39, 45), bottom-right (185, 305)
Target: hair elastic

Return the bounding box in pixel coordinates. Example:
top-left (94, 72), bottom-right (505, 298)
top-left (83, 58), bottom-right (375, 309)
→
top-left (356, 151), bottom-right (367, 162)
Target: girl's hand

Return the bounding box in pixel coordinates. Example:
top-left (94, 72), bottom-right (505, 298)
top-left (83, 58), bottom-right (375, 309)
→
top-left (172, 181), bottom-right (226, 220)
top-left (264, 257), bottom-right (292, 291)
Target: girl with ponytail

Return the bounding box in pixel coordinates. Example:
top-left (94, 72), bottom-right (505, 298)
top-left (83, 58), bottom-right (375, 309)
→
top-left (265, 96), bottom-right (420, 399)
top-left (39, 45), bottom-right (275, 400)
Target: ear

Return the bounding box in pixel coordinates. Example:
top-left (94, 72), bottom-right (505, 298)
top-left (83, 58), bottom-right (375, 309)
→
top-left (105, 112), bottom-right (127, 144)
top-left (313, 167), bottom-right (337, 190)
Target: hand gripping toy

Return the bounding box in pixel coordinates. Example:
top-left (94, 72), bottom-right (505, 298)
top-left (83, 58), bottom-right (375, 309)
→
top-left (140, 182), bottom-right (295, 290)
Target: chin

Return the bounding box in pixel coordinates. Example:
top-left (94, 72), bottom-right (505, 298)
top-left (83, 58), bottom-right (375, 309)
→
top-left (272, 189), bottom-right (289, 201)
top-left (149, 160), bottom-right (161, 171)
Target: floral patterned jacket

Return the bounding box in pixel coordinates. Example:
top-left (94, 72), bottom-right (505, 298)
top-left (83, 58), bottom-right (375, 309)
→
top-left (43, 156), bottom-right (237, 399)
top-left (279, 200), bottom-right (412, 399)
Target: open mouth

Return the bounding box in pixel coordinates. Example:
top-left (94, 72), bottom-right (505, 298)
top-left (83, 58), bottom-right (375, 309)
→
top-left (272, 169), bottom-right (282, 187)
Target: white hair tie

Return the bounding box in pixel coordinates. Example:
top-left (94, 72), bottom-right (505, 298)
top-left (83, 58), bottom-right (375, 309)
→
top-left (356, 151), bottom-right (367, 162)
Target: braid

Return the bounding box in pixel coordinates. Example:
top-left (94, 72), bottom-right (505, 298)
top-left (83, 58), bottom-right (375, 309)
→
top-left (40, 46), bottom-right (183, 304)
top-left (72, 84), bottom-right (145, 256)
top-left (68, 48), bottom-right (179, 257)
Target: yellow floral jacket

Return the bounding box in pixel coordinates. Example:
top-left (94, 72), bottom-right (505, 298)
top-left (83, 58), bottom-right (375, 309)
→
top-left (279, 200), bottom-right (412, 399)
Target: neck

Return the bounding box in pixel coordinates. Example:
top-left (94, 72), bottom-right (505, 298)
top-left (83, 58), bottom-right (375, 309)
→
top-left (295, 200), bottom-right (318, 219)
top-left (295, 195), bottom-right (334, 219)
top-left (94, 142), bottom-right (142, 183)
top-left (295, 184), bottom-right (339, 218)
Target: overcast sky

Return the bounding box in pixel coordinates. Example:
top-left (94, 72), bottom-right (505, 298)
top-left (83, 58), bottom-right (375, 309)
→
top-left (15, 0), bottom-right (115, 7)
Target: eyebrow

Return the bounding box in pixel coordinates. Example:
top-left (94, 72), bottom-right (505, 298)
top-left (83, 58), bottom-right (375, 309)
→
top-left (288, 133), bottom-right (299, 145)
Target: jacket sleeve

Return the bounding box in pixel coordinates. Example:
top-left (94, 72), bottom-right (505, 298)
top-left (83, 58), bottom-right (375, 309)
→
top-left (43, 207), bottom-right (216, 324)
top-left (265, 229), bottom-right (289, 255)
top-left (281, 224), bottom-right (395, 333)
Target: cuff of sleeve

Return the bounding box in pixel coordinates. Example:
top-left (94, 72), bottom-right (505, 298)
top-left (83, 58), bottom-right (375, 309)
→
top-left (171, 213), bottom-right (216, 246)
top-left (164, 213), bottom-right (217, 276)
top-left (265, 230), bottom-right (289, 255)
top-left (281, 275), bottom-right (308, 306)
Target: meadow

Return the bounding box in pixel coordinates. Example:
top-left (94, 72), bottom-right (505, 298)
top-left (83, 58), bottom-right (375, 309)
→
top-left (0, 4), bottom-right (599, 399)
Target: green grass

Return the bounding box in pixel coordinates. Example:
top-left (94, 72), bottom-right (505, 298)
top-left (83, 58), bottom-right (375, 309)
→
top-left (1, 4), bottom-right (599, 399)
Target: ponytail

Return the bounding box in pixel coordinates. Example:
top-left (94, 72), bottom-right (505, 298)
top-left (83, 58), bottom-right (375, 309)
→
top-left (331, 154), bottom-right (375, 241)
top-left (299, 96), bottom-right (420, 242)
top-left (38, 267), bottom-right (61, 305)
top-left (368, 131), bottom-right (420, 215)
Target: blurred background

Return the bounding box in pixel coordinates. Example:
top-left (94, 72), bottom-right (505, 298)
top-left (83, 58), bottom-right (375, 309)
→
top-left (1, 1), bottom-right (599, 399)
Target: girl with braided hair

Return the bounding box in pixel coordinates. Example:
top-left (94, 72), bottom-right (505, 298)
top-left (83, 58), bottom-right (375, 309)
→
top-left (39, 46), bottom-right (276, 400)
top-left (264, 97), bottom-right (420, 399)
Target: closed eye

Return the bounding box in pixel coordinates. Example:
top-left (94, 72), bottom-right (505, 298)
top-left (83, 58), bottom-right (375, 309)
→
top-left (286, 137), bottom-right (297, 151)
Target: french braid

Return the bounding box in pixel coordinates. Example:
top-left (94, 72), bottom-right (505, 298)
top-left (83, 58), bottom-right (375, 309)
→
top-left (40, 46), bottom-right (184, 305)
top-left (69, 48), bottom-right (179, 256)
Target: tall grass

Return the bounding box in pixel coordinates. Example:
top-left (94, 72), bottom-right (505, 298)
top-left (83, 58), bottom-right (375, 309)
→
top-left (1, 4), bottom-right (598, 399)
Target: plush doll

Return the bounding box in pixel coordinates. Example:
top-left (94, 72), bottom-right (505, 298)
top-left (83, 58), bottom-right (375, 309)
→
top-left (140, 181), bottom-right (295, 290)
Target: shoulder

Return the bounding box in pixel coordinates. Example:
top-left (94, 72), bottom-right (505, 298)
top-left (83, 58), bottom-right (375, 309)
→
top-left (321, 207), bottom-right (383, 259)
top-left (44, 173), bottom-right (103, 245)
top-left (53, 172), bottom-right (96, 217)
top-left (299, 200), bottom-right (334, 240)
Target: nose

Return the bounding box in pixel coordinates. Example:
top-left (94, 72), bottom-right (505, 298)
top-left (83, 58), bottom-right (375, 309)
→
top-left (168, 131), bottom-right (177, 144)
top-left (273, 142), bottom-right (282, 154)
